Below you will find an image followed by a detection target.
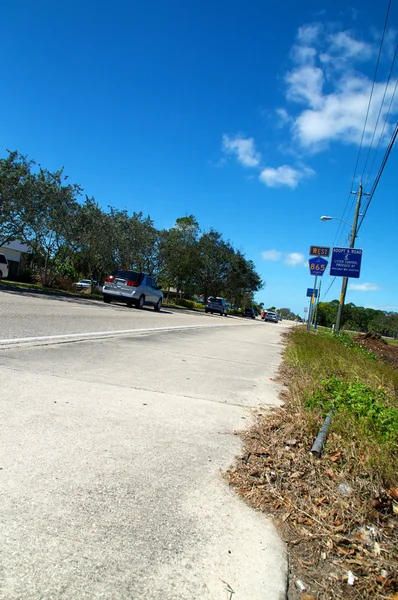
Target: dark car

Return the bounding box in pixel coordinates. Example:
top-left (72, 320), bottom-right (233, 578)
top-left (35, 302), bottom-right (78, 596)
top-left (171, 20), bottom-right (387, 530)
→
top-left (205, 296), bottom-right (228, 316)
top-left (243, 307), bottom-right (256, 319)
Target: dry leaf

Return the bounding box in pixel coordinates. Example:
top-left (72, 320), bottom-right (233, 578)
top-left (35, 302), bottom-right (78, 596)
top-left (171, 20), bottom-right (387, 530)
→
top-left (393, 504), bottom-right (398, 515)
top-left (326, 468), bottom-right (336, 479)
top-left (374, 541), bottom-right (381, 556)
top-left (331, 452), bottom-right (342, 462)
top-left (389, 487), bottom-right (398, 500)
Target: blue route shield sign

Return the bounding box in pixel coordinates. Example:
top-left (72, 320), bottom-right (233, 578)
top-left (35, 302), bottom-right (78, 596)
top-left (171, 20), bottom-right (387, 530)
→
top-left (330, 247), bottom-right (363, 278)
top-left (308, 256), bottom-right (328, 276)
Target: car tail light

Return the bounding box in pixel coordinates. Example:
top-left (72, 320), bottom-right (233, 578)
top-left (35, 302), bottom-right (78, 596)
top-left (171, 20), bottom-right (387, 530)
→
top-left (127, 280), bottom-right (139, 287)
top-left (105, 276), bottom-right (114, 282)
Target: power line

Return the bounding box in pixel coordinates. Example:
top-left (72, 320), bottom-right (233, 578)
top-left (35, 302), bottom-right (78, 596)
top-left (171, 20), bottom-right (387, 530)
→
top-left (320, 276), bottom-right (337, 301)
top-left (332, 0), bottom-right (392, 246)
top-left (364, 74), bottom-right (398, 191)
top-left (357, 120), bottom-right (398, 233)
top-left (361, 40), bottom-right (398, 183)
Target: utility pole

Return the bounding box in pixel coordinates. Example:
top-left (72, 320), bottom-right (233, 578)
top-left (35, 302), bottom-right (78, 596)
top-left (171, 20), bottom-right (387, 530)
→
top-left (335, 183), bottom-right (362, 333)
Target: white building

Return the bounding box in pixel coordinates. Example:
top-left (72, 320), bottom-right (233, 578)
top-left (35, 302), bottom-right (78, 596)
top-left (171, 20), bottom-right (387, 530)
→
top-left (0, 240), bottom-right (31, 278)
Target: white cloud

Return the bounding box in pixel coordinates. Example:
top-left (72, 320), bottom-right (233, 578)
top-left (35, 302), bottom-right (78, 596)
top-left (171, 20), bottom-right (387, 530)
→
top-left (222, 134), bottom-right (261, 167)
top-left (291, 45), bottom-right (317, 66)
top-left (284, 252), bottom-right (306, 267)
top-left (275, 107), bottom-right (292, 127)
top-left (259, 165), bottom-right (314, 188)
top-left (297, 23), bottom-right (323, 45)
top-left (261, 249), bottom-right (282, 261)
top-left (348, 282), bottom-right (380, 291)
top-left (324, 31), bottom-right (374, 63)
top-left (282, 23), bottom-right (398, 151)
top-left (261, 250), bottom-right (306, 267)
top-left (285, 66), bottom-right (324, 109)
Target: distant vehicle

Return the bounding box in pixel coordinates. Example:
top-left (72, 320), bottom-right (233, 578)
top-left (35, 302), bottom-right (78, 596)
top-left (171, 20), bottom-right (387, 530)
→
top-left (205, 296), bottom-right (228, 316)
top-left (263, 311), bottom-right (279, 323)
top-left (243, 307), bottom-right (256, 319)
top-left (74, 279), bottom-right (102, 292)
top-left (75, 279), bottom-right (94, 291)
top-left (102, 270), bottom-right (163, 310)
top-left (0, 253), bottom-right (9, 279)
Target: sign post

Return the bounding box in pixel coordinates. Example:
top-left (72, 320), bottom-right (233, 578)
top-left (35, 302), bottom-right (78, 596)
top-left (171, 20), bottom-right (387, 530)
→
top-left (307, 256), bottom-right (328, 330)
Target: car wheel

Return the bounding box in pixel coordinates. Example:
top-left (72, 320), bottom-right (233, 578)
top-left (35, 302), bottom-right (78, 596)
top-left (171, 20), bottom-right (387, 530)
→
top-left (103, 296), bottom-right (111, 304)
top-left (154, 299), bottom-right (162, 312)
top-left (224, 311), bottom-right (228, 317)
top-left (211, 311), bottom-right (213, 314)
top-left (136, 295), bottom-right (145, 309)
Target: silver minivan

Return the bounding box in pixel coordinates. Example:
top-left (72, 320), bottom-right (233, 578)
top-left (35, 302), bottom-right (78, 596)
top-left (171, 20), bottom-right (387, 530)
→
top-left (102, 270), bottom-right (163, 310)
top-left (0, 253), bottom-right (9, 279)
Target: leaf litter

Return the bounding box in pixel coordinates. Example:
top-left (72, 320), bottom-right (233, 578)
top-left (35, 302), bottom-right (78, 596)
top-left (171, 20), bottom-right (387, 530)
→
top-left (225, 364), bottom-right (397, 600)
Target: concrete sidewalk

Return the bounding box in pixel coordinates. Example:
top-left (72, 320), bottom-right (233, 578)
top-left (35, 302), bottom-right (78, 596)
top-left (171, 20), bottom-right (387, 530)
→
top-left (0, 323), bottom-right (289, 599)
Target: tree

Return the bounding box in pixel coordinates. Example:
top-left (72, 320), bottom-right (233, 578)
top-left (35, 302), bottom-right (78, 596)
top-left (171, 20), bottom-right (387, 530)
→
top-left (195, 229), bottom-right (233, 302)
top-left (72, 197), bottom-right (115, 289)
top-left (159, 215), bottom-right (199, 297)
top-left (0, 151), bottom-right (36, 246)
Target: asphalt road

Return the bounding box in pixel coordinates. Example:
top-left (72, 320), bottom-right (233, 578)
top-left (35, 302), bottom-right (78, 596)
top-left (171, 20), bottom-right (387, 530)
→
top-left (0, 289), bottom-right (290, 599)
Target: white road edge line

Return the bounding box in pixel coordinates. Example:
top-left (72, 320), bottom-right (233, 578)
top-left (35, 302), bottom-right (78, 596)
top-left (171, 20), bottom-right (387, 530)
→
top-left (0, 322), bottom-right (247, 346)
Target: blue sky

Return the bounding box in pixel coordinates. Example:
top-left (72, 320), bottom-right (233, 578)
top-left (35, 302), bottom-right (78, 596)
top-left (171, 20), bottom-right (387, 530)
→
top-left (1, 0), bottom-right (398, 316)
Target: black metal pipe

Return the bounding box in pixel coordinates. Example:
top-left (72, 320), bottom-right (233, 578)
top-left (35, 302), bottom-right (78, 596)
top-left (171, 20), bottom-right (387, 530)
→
top-left (310, 408), bottom-right (335, 457)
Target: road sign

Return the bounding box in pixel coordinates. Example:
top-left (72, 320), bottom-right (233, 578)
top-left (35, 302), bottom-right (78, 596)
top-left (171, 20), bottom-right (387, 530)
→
top-left (330, 247), bottom-right (363, 278)
top-left (308, 256), bottom-right (328, 276)
top-left (309, 245), bottom-right (330, 257)
top-left (306, 288), bottom-right (318, 298)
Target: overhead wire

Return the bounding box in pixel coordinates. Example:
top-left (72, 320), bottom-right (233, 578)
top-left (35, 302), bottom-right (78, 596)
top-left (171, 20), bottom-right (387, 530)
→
top-left (357, 120), bottom-right (398, 233)
top-left (361, 40), bottom-right (398, 185)
top-left (331, 0), bottom-right (392, 247)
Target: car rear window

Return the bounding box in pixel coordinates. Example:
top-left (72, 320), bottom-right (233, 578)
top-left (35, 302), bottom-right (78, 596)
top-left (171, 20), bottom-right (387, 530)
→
top-left (0, 254), bottom-right (7, 264)
top-left (113, 270), bottom-right (140, 281)
top-left (208, 297), bottom-right (222, 304)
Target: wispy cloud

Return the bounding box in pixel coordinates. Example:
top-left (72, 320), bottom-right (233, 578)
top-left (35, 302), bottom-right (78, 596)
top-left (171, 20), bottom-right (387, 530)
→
top-left (261, 249), bottom-right (282, 261)
top-left (284, 252), bottom-right (306, 266)
top-left (280, 23), bottom-right (398, 151)
top-left (261, 249), bottom-right (305, 267)
top-left (259, 165), bottom-right (314, 188)
top-left (222, 135), bottom-right (261, 167)
top-left (348, 282), bottom-right (380, 291)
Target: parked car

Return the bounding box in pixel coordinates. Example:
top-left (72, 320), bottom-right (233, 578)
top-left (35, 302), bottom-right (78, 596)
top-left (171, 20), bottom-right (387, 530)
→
top-left (243, 307), bottom-right (256, 319)
top-left (264, 310), bottom-right (279, 323)
top-left (102, 270), bottom-right (163, 310)
top-left (0, 253), bottom-right (9, 279)
top-left (205, 296), bottom-right (228, 316)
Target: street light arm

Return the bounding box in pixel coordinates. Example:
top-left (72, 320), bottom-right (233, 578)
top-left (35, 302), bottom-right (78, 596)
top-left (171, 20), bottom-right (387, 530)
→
top-left (320, 216), bottom-right (352, 227)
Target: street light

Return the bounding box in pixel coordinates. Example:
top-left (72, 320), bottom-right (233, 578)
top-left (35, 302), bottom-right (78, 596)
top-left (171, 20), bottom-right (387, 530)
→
top-left (320, 216), bottom-right (353, 227)
top-left (320, 184), bottom-right (363, 333)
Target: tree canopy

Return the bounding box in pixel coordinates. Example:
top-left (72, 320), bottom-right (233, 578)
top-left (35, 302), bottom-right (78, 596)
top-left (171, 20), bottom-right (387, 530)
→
top-left (0, 150), bottom-right (263, 304)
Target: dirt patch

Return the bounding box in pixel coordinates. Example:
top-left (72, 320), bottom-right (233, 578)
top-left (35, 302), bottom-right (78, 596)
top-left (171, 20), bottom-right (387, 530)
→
top-left (355, 334), bottom-right (398, 369)
top-left (226, 367), bottom-right (398, 599)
